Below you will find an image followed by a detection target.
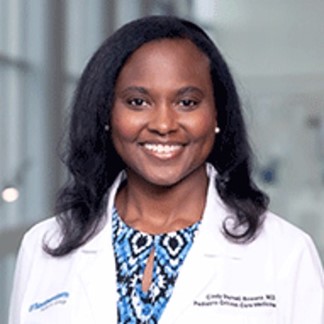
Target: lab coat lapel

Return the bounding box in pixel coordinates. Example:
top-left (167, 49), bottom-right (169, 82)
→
top-left (160, 237), bottom-right (222, 323)
top-left (76, 172), bottom-right (125, 323)
top-left (76, 217), bottom-right (118, 323)
top-left (160, 164), bottom-right (245, 323)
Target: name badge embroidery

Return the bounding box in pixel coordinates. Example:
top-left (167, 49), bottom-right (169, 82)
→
top-left (29, 292), bottom-right (70, 312)
top-left (194, 293), bottom-right (277, 309)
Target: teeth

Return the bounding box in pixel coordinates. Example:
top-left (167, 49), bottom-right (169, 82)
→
top-left (144, 143), bottom-right (182, 154)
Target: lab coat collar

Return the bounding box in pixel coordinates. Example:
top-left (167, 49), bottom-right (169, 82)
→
top-left (79, 170), bottom-right (126, 253)
top-left (79, 164), bottom-right (246, 259)
top-left (196, 163), bottom-right (247, 259)
top-left (160, 165), bottom-right (247, 323)
top-left (75, 171), bottom-right (126, 322)
top-left (160, 164), bottom-right (250, 323)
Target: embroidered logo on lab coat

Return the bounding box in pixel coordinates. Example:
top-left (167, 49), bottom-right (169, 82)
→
top-left (194, 293), bottom-right (277, 309)
top-left (29, 292), bottom-right (69, 312)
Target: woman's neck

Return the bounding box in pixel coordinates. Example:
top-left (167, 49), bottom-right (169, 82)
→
top-left (115, 166), bottom-right (209, 234)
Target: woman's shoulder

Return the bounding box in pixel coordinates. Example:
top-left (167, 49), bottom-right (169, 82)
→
top-left (260, 211), bottom-right (322, 265)
top-left (263, 211), bottom-right (312, 243)
top-left (21, 216), bottom-right (61, 251)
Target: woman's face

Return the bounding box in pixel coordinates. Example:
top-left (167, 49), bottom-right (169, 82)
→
top-left (111, 38), bottom-right (217, 187)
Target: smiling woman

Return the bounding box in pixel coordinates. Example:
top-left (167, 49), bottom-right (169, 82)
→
top-left (9, 16), bottom-right (323, 324)
top-left (112, 39), bottom-right (216, 191)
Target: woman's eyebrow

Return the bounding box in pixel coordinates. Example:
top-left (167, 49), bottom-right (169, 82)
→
top-left (118, 86), bottom-right (204, 97)
top-left (119, 86), bottom-right (149, 96)
top-left (176, 86), bottom-right (204, 96)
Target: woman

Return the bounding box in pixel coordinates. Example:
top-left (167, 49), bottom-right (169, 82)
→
top-left (9, 16), bottom-right (323, 323)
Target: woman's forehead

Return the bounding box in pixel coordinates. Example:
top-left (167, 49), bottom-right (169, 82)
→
top-left (114, 39), bottom-right (212, 93)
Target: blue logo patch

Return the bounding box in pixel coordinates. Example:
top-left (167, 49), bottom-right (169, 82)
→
top-left (29, 292), bottom-right (69, 312)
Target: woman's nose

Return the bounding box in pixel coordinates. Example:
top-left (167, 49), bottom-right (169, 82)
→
top-left (147, 103), bottom-right (178, 135)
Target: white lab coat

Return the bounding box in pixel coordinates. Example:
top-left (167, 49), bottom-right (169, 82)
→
top-left (9, 164), bottom-right (324, 324)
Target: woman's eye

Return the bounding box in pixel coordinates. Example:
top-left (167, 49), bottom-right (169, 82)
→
top-left (179, 99), bottom-right (198, 108)
top-left (127, 98), bottom-right (148, 107)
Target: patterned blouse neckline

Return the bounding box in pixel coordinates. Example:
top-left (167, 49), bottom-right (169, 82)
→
top-left (112, 207), bottom-right (200, 323)
top-left (114, 207), bottom-right (201, 236)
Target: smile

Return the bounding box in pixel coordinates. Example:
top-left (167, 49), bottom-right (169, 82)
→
top-left (144, 143), bottom-right (182, 153)
top-left (142, 143), bottom-right (184, 158)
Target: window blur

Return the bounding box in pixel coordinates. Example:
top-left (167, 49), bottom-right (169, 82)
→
top-left (1, 1), bottom-right (323, 321)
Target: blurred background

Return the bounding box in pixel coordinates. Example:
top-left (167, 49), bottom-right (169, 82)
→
top-left (1, 0), bottom-right (323, 321)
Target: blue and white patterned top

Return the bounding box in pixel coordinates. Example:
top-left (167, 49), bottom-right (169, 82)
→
top-left (112, 208), bottom-right (200, 324)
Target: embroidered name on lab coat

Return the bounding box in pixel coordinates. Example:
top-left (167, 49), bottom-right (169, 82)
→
top-left (194, 293), bottom-right (277, 309)
top-left (29, 292), bottom-right (70, 312)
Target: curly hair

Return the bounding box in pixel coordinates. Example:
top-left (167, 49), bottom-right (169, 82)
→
top-left (45, 15), bottom-right (269, 256)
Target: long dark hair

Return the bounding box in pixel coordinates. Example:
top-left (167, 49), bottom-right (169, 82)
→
top-left (45, 15), bottom-right (269, 256)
